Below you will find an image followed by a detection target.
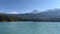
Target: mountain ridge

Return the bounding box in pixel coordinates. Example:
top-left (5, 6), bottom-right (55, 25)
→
top-left (0, 9), bottom-right (60, 22)
top-left (4, 9), bottom-right (60, 18)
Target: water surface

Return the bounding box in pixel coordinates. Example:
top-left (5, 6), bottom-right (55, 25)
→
top-left (0, 22), bottom-right (60, 34)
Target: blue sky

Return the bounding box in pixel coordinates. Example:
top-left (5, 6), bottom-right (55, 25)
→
top-left (0, 0), bottom-right (60, 14)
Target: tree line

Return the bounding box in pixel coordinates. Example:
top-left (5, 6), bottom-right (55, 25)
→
top-left (0, 14), bottom-right (60, 22)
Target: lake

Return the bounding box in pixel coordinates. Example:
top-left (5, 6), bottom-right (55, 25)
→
top-left (0, 22), bottom-right (60, 34)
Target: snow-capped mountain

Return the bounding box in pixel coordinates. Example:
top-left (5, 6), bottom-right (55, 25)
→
top-left (4, 9), bottom-right (60, 19)
top-left (31, 9), bottom-right (40, 13)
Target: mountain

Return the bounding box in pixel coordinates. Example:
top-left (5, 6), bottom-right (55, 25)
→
top-left (31, 9), bottom-right (40, 13)
top-left (6, 9), bottom-right (60, 19)
top-left (1, 9), bottom-right (60, 22)
top-left (19, 9), bottom-right (60, 18)
top-left (4, 10), bottom-right (42, 19)
top-left (38, 9), bottom-right (60, 18)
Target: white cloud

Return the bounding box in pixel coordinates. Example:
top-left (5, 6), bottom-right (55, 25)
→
top-left (11, 12), bottom-right (18, 14)
top-left (6, 12), bottom-right (19, 14)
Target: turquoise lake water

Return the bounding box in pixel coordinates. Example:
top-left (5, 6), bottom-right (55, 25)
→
top-left (0, 22), bottom-right (60, 34)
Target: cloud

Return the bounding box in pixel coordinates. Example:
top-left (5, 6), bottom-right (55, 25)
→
top-left (6, 12), bottom-right (19, 14)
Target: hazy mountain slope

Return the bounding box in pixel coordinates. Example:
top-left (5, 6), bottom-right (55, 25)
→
top-left (4, 9), bottom-right (60, 19)
top-left (39, 9), bottom-right (60, 18)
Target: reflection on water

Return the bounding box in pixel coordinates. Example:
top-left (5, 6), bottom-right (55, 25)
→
top-left (0, 22), bottom-right (60, 34)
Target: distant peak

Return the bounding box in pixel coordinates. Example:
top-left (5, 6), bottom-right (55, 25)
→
top-left (31, 9), bottom-right (40, 13)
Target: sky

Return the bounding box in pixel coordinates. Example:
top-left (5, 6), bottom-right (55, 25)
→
top-left (0, 0), bottom-right (60, 14)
